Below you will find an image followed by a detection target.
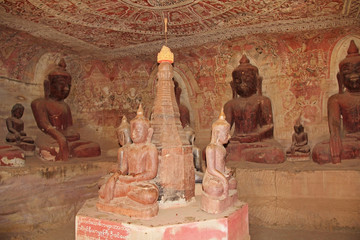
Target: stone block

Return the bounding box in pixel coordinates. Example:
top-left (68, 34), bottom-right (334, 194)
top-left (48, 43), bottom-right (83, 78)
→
top-left (76, 197), bottom-right (250, 240)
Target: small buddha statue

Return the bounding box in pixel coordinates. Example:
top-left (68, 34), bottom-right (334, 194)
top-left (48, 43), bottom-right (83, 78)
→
top-left (184, 124), bottom-right (203, 182)
top-left (286, 114), bottom-right (310, 161)
top-left (201, 108), bottom-right (237, 214)
top-left (97, 104), bottom-right (159, 219)
top-left (224, 55), bottom-right (285, 163)
top-left (312, 40), bottom-right (360, 164)
top-left (6, 103), bottom-right (35, 152)
top-left (31, 59), bottom-right (101, 161)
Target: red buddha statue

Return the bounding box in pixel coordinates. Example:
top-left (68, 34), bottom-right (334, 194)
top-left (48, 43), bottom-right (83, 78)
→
top-left (312, 40), bottom-right (360, 164)
top-left (98, 104), bottom-right (159, 219)
top-left (224, 55), bottom-right (285, 163)
top-left (201, 108), bottom-right (237, 214)
top-left (31, 59), bottom-right (101, 161)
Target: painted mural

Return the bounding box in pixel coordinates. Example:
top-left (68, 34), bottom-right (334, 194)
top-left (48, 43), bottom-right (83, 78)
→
top-left (1, 24), bottom-right (360, 147)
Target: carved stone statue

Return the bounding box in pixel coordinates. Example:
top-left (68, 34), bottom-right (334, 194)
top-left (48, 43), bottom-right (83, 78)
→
top-left (116, 116), bottom-right (132, 147)
top-left (174, 80), bottom-right (190, 128)
top-left (312, 40), bottom-right (360, 164)
top-left (286, 114), bottom-right (310, 161)
top-left (184, 124), bottom-right (203, 183)
top-left (97, 104), bottom-right (159, 219)
top-left (224, 55), bottom-right (285, 163)
top-left (31, 59), bottom-right (101, 161)
top-left (6, 103), bottom-right (35, 152)
top-left (201, 108), bottom-right (237, 214)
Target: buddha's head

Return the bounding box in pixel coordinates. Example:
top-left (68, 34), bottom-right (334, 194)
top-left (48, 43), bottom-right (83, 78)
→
top-left (339, 40), bottom-right (360, 93)
top-left (211, 108), bottom-right (231, 145)
top-left (45, 59), bottom-right (72, 100)
top-left (11, 103), bottom-right (24, 119)
top-left (232, 55), bottom-right (259, 97)
top-left (130, 104), bottom-right (151, 144)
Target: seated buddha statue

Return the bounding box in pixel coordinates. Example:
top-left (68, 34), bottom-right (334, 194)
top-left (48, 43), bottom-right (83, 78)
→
top-left (6, 103), bottom-right (35, 152)
top-left (201, 109), bottom-right (237, 214)
top-left (174, 80), bottom-right (190, 128)
top-left (224, 55), bottom-right (285, 164)
top-left (31, 59), bottom-right (101, 161)
top-left (286, 115), bottom-right (310, 155)
top-left (312, 40), bottom-right (360, 164)
top-left (98, 104), bottom-right (159, 219)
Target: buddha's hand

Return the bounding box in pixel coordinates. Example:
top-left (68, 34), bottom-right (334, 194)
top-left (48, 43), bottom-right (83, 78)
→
top-left (330, 136), bottom-right (342, 164)
top-left (20, 131), bottom-right (26, 136)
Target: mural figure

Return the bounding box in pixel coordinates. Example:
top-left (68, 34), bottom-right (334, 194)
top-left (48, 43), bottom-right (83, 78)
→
top-left (6, 103), bottom-right (35, 152)
top-left (312, 40), bottom-right (360, 164)
top-left (224, 55), bottom-right (285, 163)
top-left (31, 59), bottom-right (101, 161)
top-left (201, 108), bottom-right (237, 214)
top-left (98, 104), bottom-right (159, 219)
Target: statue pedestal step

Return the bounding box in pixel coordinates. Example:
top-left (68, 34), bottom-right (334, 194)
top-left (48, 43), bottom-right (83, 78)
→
top-left (0, 145), bottom-right (25, 167)
top-left (76, 197), bottom-right (249, 240)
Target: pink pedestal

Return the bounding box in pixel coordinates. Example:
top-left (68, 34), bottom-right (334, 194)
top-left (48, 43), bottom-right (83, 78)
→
top-left (76, 197), bottom-right (249, 240)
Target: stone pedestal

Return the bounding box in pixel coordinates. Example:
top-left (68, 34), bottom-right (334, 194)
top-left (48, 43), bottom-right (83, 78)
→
top-left (229, 160), bottom-right (360, 231)
top-left (76, 197), bottom-right (249, 240)
top-left (286, 153), bottom-right (310, 162)
top-left (0, 145), bottom-right (25, 167)
top-left (201, 189), bottom-right (238, 214)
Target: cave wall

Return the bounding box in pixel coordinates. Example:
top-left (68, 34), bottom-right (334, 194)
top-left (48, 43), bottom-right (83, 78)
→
top-left (1, 24), bottom-right (360, 151)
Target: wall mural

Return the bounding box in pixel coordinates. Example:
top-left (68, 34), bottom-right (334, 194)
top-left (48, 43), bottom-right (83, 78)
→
top-left (1, 24), bottom-right (359, 146)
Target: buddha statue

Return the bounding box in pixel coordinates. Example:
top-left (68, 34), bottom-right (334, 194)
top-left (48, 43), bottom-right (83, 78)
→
top-left (201, 108), bottom-right (237, 214)
top-left (6, 103), bottom-right (35, 152)
top-left (174, 80), bottom-right (190, 128)
top-left (312, 40), bottom-right (360, 164)
top-left (224, 55), bottom-right (285, 163)
top-left (97, 104), bottom-right (159, 219)
top-left (31, 59), bottom-right (101, 161)
top-left (286, 115), bottom-right (310, 155)
top-left (116, 116), bottom-right (132, 147)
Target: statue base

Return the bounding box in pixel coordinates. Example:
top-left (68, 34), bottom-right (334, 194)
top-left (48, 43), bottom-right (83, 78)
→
top-left (286, 153), bottom-right (310, 162)
top-left (76, 197), bottom-right (250, 240)
top-left (97, 197), bottom-right (159, 220)
top-left (201, 189), bottom-right (238, 214)
top-left (0, 145), bottom-right (25, 167)
top-left (228, 159), bottom-right (360, 231)
top-left (226, 140), bottom-right (285, 164)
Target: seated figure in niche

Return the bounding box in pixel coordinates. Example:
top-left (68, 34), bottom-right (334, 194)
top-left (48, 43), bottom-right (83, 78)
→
top-left (312, 40), bottom-right (360, 164)
top-left (184, 124), bottom-right (203, 182)
top-left (224, 55), bottom-right (285, 164)
top-left (98, 104), bottom-right (159, 219)
top-left (31, 59), bottom-right (101, 161)
top-left (201, 109), bottom-right (237, 214)
top-left (174, 80), bottom-right (190, 128)
top-left (6, 103), bottom-right (35, 152)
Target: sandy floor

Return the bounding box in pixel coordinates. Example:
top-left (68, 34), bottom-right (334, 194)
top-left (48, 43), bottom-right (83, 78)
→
top-left (5, 222), bottom-right (360, 240)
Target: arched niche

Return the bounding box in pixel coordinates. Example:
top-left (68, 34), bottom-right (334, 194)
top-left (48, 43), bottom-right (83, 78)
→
top-left (32, 52), bottom-right (64, 97)
top-left (323, 35), bottom-right (360, 117)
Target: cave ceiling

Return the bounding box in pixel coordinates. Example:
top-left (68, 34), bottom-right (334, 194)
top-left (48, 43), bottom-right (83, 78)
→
top-left (0, 0), bottom-right (359, 58)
